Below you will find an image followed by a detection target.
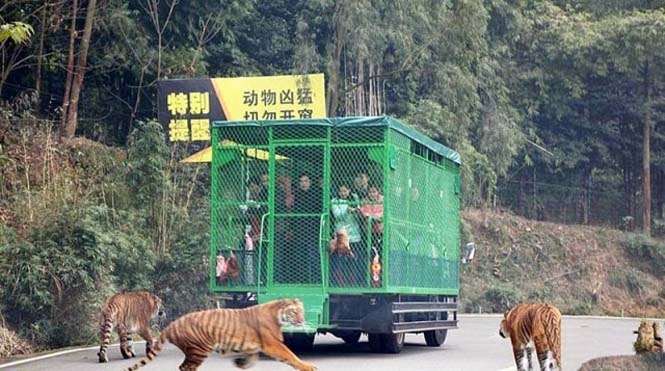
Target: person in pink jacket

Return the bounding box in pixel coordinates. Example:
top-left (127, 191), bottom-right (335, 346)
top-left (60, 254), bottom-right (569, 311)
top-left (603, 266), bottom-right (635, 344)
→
top-left (359, 185), bottom-right (384, 248)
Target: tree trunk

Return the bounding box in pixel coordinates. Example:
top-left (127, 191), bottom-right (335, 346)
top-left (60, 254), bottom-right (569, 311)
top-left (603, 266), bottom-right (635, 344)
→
top-left (60, 0), bottom-right (78, 133)
top-left (642, 58), bottom-right (652, 236)
top-left (35, 0), bottom-right (49, 108)
top-left (64, 0), bottom-right (97, 139)
top-left (326, 1), bottom-right (346, 117)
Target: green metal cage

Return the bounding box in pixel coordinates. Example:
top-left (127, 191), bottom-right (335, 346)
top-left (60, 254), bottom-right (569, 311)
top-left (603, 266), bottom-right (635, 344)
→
top-left (210, 116), bottom-right (460, 328)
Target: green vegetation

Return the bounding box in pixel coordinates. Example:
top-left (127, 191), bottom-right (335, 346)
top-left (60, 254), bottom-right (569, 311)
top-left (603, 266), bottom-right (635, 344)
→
top-left (1, 0), bottom-right (665, 352)
top-left (0, 121), bottom-right (211, 349)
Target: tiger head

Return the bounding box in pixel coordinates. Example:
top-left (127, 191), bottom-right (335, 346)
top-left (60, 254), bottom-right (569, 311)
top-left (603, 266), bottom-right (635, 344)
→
top-left (499, 309), bottom-right (511, 339)
top-left (276, 299), bottom-right (306, 327)
top-left (150, 294), bottom-right (167, 327)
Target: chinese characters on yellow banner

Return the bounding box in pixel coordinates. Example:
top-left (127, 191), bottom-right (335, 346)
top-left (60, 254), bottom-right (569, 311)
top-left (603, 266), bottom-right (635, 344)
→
top-left (157, 74), bottom-right (326, 143)
top-left (240, 87), bottom-right (313, 120)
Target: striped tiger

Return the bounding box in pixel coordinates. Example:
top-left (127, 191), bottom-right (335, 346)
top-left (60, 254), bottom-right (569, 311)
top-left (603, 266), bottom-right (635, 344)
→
top-left (126, 298), bottom-right (317, 371)
top-left (499, 303), bottom-right (562, 371)
top-left (97, 291), bottom-right (164, 363)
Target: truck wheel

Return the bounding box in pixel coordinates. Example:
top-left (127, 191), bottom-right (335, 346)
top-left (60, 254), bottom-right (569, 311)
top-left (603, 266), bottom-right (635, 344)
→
top-left (284, 333), bottom-right (315, 351)
top-left (369, 333), bottom-right (404, 353)
top-left (368, 333), bottom-right (383, 353)
top-left (340, 331), bottom-right (362, 344)
top-left (382, 333), bottom-right (405, 353)
top-left (424, 329), bottom-right (447, 347)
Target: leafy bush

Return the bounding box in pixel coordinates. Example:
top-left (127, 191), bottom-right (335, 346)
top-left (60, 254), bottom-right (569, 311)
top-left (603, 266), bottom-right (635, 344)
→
top-left (101, 209), bottom-right (155, 291)
top-left (624, 270), bottom-right (643, 295)
top-left (153, 205), bottom-right (211, 320)
top-left (0, 119), bottom-right (214, 349)
top-left (126, 120), bottom-right (168, 209)
top-left (623, 234), bottom-right (665, 276)
top-left (0, 205), bottom-right (114, 346)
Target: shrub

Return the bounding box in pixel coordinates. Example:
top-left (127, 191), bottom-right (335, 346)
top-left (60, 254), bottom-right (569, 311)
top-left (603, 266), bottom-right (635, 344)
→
top-left (0, 205), bottom-right (114, 347)
top-left (624, 270), bottom-right (643, 295)
top-left (152, 206), bottom-right (211, 320)
top-left (623, 234), bottom-right (665, 276)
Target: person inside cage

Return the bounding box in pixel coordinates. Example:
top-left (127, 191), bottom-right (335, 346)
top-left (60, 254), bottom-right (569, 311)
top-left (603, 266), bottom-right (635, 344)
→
top-left (260, 172), bottom-right (269, 194)
top-left (353, 172), bottom-right (370, 200)
top-left (291, 173), bottom-right (323, 283)
top-left (272, 174), bottom-right (295, 283)
top-left (330, 183), bottom-right (364, 286)
top-left (359, 185), bottom-right (384, 250)
top-left (240, 176), bottom-right (266, 242)
top-left (276, 175), bottom-right (294, 212)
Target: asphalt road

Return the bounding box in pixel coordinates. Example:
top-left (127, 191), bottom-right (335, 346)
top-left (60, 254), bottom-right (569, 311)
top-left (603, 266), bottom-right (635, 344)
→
top-left (0, 315), bottom-right (640, 371)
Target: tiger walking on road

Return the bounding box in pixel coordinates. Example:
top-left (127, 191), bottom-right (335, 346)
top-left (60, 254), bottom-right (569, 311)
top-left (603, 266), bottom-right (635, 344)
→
top-left (97, 291), bottom-right (164, 363)
top-left (499, 302), bottom-right (562, 371)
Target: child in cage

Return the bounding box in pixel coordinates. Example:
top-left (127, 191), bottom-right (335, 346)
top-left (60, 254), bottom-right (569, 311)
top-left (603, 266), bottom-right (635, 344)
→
top-left (330, 184), bottom-right (364, 286)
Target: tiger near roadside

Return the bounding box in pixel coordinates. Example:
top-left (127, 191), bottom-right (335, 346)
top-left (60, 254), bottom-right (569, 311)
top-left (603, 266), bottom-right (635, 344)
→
top-left (633, 319), bottom-right (663, 354)
top-left (499, 303), bottom-right (562, 371)
top-left (127, 298), bottom-right (317, 371)
top-left (97, 291), bottom-right (164, 363)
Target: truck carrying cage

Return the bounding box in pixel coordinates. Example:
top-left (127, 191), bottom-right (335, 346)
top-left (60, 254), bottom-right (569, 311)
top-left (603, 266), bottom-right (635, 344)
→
top-left (210, 116), bottom-right (461, 352)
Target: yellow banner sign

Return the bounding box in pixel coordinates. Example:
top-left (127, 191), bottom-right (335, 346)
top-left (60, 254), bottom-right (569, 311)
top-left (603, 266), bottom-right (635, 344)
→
top-left (211, 74), bottom-right (326, 121)
top-left (157, 74), bottom-right (326, 143)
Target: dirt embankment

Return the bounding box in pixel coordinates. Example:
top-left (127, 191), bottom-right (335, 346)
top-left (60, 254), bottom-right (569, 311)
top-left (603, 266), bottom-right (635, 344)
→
top-left (460, 209), bottom-right (665, 317)
top-left (578, 353), bottom-right (665, 371)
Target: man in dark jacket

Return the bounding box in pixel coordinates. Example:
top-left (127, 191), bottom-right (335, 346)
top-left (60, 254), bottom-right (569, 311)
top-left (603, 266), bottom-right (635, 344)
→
top-left (291, 173), bottom-right (323, 283)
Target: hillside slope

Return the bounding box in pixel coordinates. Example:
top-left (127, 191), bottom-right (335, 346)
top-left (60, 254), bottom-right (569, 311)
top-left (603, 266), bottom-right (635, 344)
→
top-left (460, 209), bottom-right (665, 317)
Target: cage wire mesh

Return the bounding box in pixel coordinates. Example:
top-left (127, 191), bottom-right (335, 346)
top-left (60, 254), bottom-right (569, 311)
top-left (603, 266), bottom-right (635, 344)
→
top-left (211, 119), bottom-right (460, 293)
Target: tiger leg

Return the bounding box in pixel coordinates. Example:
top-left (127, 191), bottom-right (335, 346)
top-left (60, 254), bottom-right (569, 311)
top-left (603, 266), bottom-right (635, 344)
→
top-left (118, 325), bottom-right (136, 359)
top-left (97, 316), bottom-right (113, 363)
top-left (126, 334), bottom-right (135, 357)
top-left (510, 338), bottom-right (529, 371)
top-left (178, 350), bottom-right (208, 371)
top-left (137, 326), bottom-right (154, 355)
top-left (261, 341), bottom-right (317, 371)
top-left (233, 352), bottom-right (259, 369)
top-left (525, 346), bottom-right (535, 371)
top-left (534, 338), bottom-right (554, 371)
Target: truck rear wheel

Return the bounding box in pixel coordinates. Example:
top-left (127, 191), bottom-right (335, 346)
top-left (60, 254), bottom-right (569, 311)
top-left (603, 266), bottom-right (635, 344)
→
top-left (368, 333), bottom-right (404, 353)
top-left (424, 329), bottom-right (447, 347)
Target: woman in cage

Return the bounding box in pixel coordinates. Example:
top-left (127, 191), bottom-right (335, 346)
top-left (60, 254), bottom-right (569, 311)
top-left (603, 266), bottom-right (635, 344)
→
top-left (330, 184), bottom-right (364, 286)
top-left (359, 185), bottom-right (384, 251)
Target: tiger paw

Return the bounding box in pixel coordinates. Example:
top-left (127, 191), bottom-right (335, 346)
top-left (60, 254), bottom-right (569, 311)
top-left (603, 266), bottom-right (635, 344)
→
top-left (97, 351), bottom-right (108, 363)
top-left (299, 362), bottom-right (317, 371)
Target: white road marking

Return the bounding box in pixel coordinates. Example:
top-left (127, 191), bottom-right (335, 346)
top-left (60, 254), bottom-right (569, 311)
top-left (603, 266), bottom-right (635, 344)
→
top-left (0, 341), bottom-right (145, 369)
